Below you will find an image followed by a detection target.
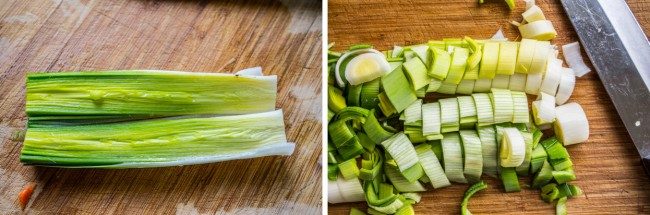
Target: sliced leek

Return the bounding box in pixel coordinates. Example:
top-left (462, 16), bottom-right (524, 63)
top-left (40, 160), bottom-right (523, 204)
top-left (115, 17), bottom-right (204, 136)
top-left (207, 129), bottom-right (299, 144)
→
top-left (525, 71), bottom-right (544, 95)
top-left (516, 39), bottom-right (537, 74)
top-left (562, 42), bottom-right (591, 77)
top-left (460, 130), bottom-right (483, 182)
top-left (529, 41), bottom-right (551, 74)
top-left (490, 88), bottom-right (514, 124)
top-left (511, 91), bottom-right (530, 123)
top-left (491, 74), bottom-right (511, 89)
top-left (415, 144), bottom-right (451, 189)
top-left (428, 47), bottom-right (452, 80)
top-left (499, 127), bottom-right (526, 167)
top-left (456, 80), bottom-right (476, 95)
top-left (518, 20), bottom-right (557, 41)
top-left (382, 66), bottom-right (418, 113)
top-left (403, 57), bottom-right (432, 91)
top-left (473, 78), bottom-right (493, 93)
top-left (539, 57), bottom-right (562, 96)
top-left (422, 102), bottom-right (443, 140)
top-left (522, 5), bottom-right (546, 22)
top-left (345, 52), bottom-right (392, 86)
top-left (532, 92), bottom-right (556, 125)
top-left (446, 47), bottom-right (469, 84)
top-left (508, 73), bottom-right (527, 92)
top-left (554, 103), bottom-right (589, 145)
top-left (442, 132), bottom-right (467, 183)
top-left (439, 98), bottom-right (460, 133)
top-left (458, 96), bottom-right (478, 128)
top-left (380, 133), bottom-right (419, 172)
top-left (472, 93), bottom-right (494, 126)
top-left (555, 68), bottom-right (575, 105)
top-left (477, 126), bottom-right (498, 176)
top-left (479, 42), bottom-right (500, 79)
top-left (496, 42), bottom-right (518, 75)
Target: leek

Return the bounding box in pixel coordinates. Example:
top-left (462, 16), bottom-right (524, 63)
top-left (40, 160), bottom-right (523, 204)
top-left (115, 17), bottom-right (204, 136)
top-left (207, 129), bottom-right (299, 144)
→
top-left (21, 110), bottom-right (294, 168)
top-left (382, 66), bottom-right (418, 113)
top-left (460, 130), bottom-right (483, 182)
top-left (460, 181), bottom-right (488, 215)
top-left (446, 47), bottom-right (469, 84)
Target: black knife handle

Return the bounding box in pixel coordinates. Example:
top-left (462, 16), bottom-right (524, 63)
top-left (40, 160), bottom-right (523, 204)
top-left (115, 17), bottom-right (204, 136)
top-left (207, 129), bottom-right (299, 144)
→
top-left (643, 157), bottom-right (650, 177)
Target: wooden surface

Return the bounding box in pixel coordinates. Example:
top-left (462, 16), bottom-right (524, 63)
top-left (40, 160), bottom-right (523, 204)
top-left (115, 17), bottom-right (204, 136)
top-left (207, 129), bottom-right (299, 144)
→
top-left (0, 0), bottom-right (322, 214)
top-left (329, 0), bottom-right (650, 214)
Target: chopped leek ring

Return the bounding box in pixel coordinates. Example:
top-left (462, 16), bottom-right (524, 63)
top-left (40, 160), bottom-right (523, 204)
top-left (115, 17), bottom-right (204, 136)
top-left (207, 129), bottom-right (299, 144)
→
top-left (403, 57), bottom-right (432, 91)
top-left (491, 74), bottom-right (511, 89)
top-left (456, 80), bottom-right (476, 95)
top-left (392, 46), bottom-right (404, 58)
top-left (347, 84), bottom-right (363, 106)
top-left (496, 42), bottom-right (518, 75)
top-left (556, 197), bottom-right (568, 215)
top-left (382, 66), bottom-right (418, 113)
top-left (464, 44), bottom-right (482, 80)
top-left (439, 98), bottom-right (460, 133)
top-left (473, 78), bottom-right (493, 93)
top-left (436, 82), bottom-right (458, 94)
top-left (337, 176), bottom-right (366, 203)
top-left (508, 73), bottom-right (527, 92)
top-left (410, 44), bottom-right (431, 66)
top-left (511, 91), bottom-right (530, 123)
top-left (472, 93), bottom-right (495, 126)
top-left (519, 20), bottom-right (557, 41)
top-left (416, 144), bottom-right (451, 188)
top-left (532, 92), bottom-right (556, 125)
top-left (522, 5), bottom-right (546, 22)
top-left (530, 41), bottom-right (551, 74)
top-left (500, 127), bottom-right (526, 167)
top-left (479, 42), bottom-right (500, 78)
top-left (530, 144), bottom-right (548, 174)
top-left (460, 181), bottom-right (488, 215)
top-left (516, 39), bottom-right (537, 73)
top-left (490, 88), bottom-right (514, 124)
top-left (403, 99), bottom-right (423, 126)
top-left (335, 49), bottom-right (369, 87)
top-left (339, 158), bottom-right (360, 180)
top-left (532, 159), bottom-right (554, 188)
top-left (422, 102), bottom-right (443, 140)
top-left (554, 103), bottom-right (589, 145)
top-left (477, 126), bottom-right (498, 176)
top-left (427, 78), bottom-right (443, 93)
top-left (363, 109), bottom-right (394, 144)
top-left (428, 47), bottom-right (452, 80)
top-left (385, 163), bottom-right (427, 192)
top-left (500, 167), bottom-right (520, 192)
top-left (555, 68), bottom-right (576, 105)
top-left (525, 71), bottom-right (544, 95)
top-left (515, 131), bottom-right (534, 176)
top-left (540, 57), bottom-right (562, 96)
top-left (380, 133), bottom-right (419, 172)
top-left (442, 132), bottom-right (467, 183)
top-left (329, 85), bottom-right (347, 113)
top-left (540, 183), bottom-right (560, 203)
top-left (446, 47), bottom-right (469, 84)
top-left (360, 79), bottom-right (381, 109)
top-left (22, 110), bottom-right (294, 168)
top-left (458, 96), bottom-right (478, 127)
top-left (346, 52), bottom-right (392, 86)
top-left (460, 130), bottom-right (483, 182)
top-left (562, 42), bottom-right (591, 77)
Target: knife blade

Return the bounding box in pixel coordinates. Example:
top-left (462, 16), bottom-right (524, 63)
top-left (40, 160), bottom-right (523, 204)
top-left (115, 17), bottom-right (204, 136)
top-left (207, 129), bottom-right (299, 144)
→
top-left (560, 0), bottom-right (650, 176)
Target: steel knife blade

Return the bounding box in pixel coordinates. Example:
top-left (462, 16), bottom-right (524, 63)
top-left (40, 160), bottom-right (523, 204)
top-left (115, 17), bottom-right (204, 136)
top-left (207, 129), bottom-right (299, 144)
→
top-left (560, 0), bottom-right (650, 176)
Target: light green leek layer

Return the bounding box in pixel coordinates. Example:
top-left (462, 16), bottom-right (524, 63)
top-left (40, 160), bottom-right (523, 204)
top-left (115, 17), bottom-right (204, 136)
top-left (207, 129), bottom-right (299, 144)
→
top-left (21, 110), bottom-right (293, 168)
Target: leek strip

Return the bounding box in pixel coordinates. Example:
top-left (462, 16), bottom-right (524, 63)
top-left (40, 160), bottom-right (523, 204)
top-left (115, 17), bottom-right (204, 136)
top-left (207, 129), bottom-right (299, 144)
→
top-left (363, 109), bottom-right (394, 144)
top-left (22, 110), bottom-right (293, 168)
top-left (456, 80), bottom-right (475, 95)
top-left (380, 133), bottom-right (419, 172)
top-left (460, 181), bottom-right (488, 215)
top-left (445, 47), bottom-right (469, 84)
top-left (436, 82), bottom-right (458, 94)
top-left (460, 130), bottom-right (483, 182)
top-left (554, 103), bottom-right (589, 145)
top-left (382, 66), bottom-right (417, 113)
top-left (479, 42), bottom-right (499, 78)
top-left (472, 93), bottom-right (494, 126)
top-left (329, 85), bottom-right (347, 113)
top-left (439, 98), bottom-right (460, 133)
top-left (26, 71), bottom-right (278, 117)
top-left (511, 91), bottom-right (530, 123)
top-left (422, 102), bottom-right (443, 140)
top-left (339, 159), bottom-right (360, 180)
top-left (500, 127), bottom-right (526, 167)
top-left (500, 167), bottom-right (520, 192)
top-left (415, 144), bottom-right (451, 188)
top-left (496, 42), bottom-right (518, 75)
top-left (428, 47), bottom-right (451, 80)
top-left (403, 58), bottom-right (432, 91)
top-left (556, 197), bottom-right (568, 215)
top-left (473, 78), bottom-right (492, 93)
top-left (396, 161), bottom-right (425, 182)
top-left (458, 96), bottom-right (477, 128)
top-left (442, 132), bottom-right (467, 183)
top-left (385, 164), bottom-right (427, 192)
top-left (540, 183), bottom-right (560, 203)
top-left (519, 20), bottom-right (557, 41)
top-left (555, 68), bottom-right (575, 105)
top-left (491, 74), bottom-right (510, 89)
top-left (516, 39), bottom-right (537, 73)
top-left (490, 88), bottom-right (514, 124)
top-left (477, 126), bottom-right (498, 176)
top-left (360, 79), bottom-right (381, 109)
top-left (532, 159), bottom-right (554, 188)
top-left (338, 137), bottom-right (365, 160)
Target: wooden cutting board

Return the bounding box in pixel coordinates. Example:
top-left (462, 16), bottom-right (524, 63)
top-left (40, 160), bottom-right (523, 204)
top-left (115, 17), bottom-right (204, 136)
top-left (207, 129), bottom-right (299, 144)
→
top-left (0, 0), bottom-right (322, 214)
top-left (328, 0), bottom-right (650, 214)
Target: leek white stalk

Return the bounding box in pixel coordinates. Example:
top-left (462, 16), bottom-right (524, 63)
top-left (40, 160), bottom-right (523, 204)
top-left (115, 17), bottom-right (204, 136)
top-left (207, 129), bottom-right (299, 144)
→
top-left (500, 127), bottom-right (526, 167)
top-left (460, 130), bottom-right (483, 182)
top-left (525, 71), bottom-right (544, 95)
top-left (554, 103), bottom-right (589, 145)
top-left (473, 78), bottom-right (493, 93)
top-left (555, 67), bottom-right (576, 105)
top-left (532, 92), bottom-right (556, 125)
top-left (422, 102), bottom-right (443, 140)
top-left (562, 42), bottom-right (592, 77)
top-left (508, 73), bottom-right (527, 92)
top-left (442, 132), bottom-right (467, 183)
top-left (516, 39), bottom-right (537, 73)
top-left (492, 74), bottom-right (511, 89)
top-left (522, 5), bottom-right (546, 22)
top-left (539, 56), bottom-right (562, 96)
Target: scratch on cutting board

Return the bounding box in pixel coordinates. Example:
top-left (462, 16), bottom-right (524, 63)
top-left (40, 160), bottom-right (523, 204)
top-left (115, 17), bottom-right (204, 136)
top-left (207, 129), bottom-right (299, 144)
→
top-left (175, 201), bottom-right (319, 215)
top-left (2, 12), bottom-right (38, 24)
top-left (290, 85), bottom-right (321, 122)
top-left (279, 0), bottom-right (320, 34)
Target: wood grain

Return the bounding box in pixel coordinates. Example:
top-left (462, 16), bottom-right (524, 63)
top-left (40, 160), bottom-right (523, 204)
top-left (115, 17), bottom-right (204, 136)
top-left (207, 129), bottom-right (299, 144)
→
top-left (328, 0), bottom-right (650, 214)
top-left (0, 0), bottom-right (322, 214)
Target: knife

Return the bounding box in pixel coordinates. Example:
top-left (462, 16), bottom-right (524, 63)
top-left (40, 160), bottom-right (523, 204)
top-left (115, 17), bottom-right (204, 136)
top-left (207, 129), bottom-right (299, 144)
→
top-left (559, 0), bottom-right (650, 176)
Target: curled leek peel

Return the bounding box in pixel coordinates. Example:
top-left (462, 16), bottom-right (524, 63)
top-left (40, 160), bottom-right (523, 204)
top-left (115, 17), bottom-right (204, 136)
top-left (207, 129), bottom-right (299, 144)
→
top-left (518, 20), bottom-right (557, 41)
top-left (554, 102), bottom-right (589, 145)
top-left (460, 181), bottom-right (488, 215)
top-left (499, 127), bottom-right (526, 167)
top-left (26, 71), bottom-right (278, 117)
top-left (21, 110), bottom-right (294, 168)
